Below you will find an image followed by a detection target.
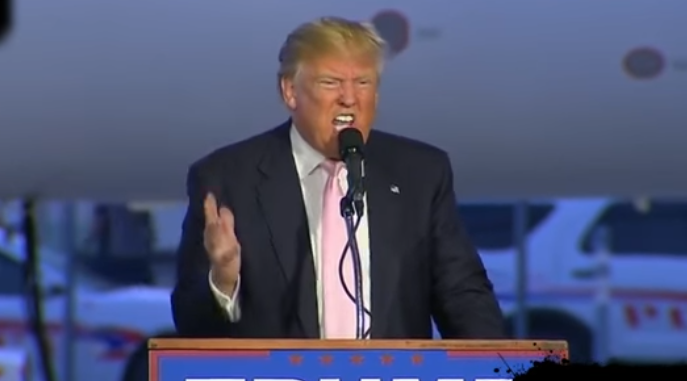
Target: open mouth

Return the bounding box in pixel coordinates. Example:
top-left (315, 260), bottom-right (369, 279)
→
top-left (332, 113), bottom-right (355, 130)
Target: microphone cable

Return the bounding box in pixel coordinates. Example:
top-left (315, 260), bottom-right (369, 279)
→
top-left (338, 213), bottom-right (372, 339)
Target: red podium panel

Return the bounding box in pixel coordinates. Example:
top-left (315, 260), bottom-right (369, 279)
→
top-left (149, 339), bottom-right (568, 381)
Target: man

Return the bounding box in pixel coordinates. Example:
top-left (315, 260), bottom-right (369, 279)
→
top-left (171, 16), bottom-right (505, 339)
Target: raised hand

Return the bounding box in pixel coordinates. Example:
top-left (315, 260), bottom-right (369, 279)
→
top-left (204, 193), bottom-right (241, 294)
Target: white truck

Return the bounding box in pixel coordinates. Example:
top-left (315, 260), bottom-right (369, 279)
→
top-left (460, 198), bottom-right (687, 364)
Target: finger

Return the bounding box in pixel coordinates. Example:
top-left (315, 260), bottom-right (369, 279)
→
top-left (204, 224), bottom-right (225, 259)
top-left (219, 207), bottom-right (235, 230)
top-left (203, 193), bottom-right (219, 226)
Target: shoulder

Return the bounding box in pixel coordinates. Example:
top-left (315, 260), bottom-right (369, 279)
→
top-left (188, 121), bottom-right (289, 178)
top-left (368, 129), bottom-right (451, 169)
top-left (367, 130), bottom-right (454, 200)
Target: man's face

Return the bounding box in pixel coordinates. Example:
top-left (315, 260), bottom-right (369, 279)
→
top-left (281, 53), bottom-right (379, 159)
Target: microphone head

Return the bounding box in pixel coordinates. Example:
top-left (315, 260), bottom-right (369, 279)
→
top-left (337, 127), bottom-right (365, 159)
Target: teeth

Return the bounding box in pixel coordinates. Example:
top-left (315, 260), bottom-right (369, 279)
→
top-left (333, 114), bottom-right (355, 125)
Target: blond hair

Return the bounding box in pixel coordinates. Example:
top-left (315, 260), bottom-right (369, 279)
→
top-left (277, 16), bottom-right (387, 88)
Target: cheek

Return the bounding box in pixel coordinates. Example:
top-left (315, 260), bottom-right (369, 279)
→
top-left (361, 94), bottom-right (378, 112)
top-left (300, 89), bottom-right (328, 110)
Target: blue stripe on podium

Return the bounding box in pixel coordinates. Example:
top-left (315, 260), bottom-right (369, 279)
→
top-left (156, 349), bottom-right (547, 381)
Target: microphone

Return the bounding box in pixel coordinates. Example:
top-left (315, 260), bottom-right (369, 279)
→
top-left (337, 127), bottom-right (365, 217)
top-left (336, 127), bottom-right (368, 339)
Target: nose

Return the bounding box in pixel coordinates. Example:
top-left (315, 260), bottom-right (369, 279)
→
top-left (337, 82), bottom-right (357, 108)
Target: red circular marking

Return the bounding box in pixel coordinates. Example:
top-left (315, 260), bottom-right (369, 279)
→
top-left (624, 305), bottom-right (639, 327)
top-left (622, 46), bottom-right (665, 79)
top-left (645, 305), bottom-right (657, 318)
top-left (669, 308), bottom-right (684, 328)
top-left (371, 9), bottom-right (411, 58)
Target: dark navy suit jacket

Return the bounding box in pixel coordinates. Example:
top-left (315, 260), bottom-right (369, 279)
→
top-left (171, 120), bottom-right (505, 339)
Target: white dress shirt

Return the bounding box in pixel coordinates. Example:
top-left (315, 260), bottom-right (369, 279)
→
top-left (208, 124), bottom-right (372, 338)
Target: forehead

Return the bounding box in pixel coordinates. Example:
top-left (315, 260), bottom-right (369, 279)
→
top-left (304, 53), bottom-right (378, 77)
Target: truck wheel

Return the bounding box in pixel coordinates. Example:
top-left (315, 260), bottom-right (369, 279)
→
top-left (505, 310), bottom-right (594, 364)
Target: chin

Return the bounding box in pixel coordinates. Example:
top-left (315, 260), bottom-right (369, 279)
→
top-left (324, 142), bottom-right (340, 160)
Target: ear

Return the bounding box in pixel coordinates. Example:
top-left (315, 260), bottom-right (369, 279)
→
top-left (280, 76), bottom-right (297, 110)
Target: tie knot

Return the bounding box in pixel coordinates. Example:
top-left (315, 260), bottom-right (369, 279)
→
top-left (321, 160), bottom-right (344, 177)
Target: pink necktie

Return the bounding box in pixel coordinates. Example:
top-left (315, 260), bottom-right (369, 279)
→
top-left (320, 160), bottom-right (356, 339)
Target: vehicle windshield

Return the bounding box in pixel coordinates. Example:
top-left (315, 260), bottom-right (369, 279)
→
top-left (457, 202), bottom-right (555, 250)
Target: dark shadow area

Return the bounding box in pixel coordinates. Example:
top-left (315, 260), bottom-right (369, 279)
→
top-left (77, 203), bottom-right (157, 285)
top-left (512, 357), bottom-right (687, 380)
top-left (79, 256), bottom-right (155, 286)
top-left (0, 0), bottom-right (10, 44)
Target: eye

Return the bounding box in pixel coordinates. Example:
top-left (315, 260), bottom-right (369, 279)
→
top-left (318, 79), bottom-right (339, 88)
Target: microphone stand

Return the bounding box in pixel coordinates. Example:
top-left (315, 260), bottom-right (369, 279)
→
top-left (340, 195), bottom-right (365, 339)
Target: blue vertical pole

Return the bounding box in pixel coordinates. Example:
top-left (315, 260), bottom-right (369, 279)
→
top-left (592, 226), bottom-right (611, 364)
top-left (514, 201), bottom-right (529, 339)
top-left (63, 202), bottom-right (77, 381)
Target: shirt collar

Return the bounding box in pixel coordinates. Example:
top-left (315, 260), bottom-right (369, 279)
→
top-left (290, 123), bottom-right (327, 180)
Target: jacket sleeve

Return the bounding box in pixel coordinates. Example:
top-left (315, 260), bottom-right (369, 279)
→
top-left (170, 163), bottom-right (245, 337)
top-left (429, 152), bottom-right (507, 339)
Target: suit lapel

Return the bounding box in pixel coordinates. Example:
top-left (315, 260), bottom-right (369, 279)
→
top-left (365, 133), bottom-right (406, 338)
top-left (256, 122), bottom-right (319, 338)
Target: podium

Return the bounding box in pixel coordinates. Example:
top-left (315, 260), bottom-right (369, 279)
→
top-left (149, 339), bottom-right (568, 381)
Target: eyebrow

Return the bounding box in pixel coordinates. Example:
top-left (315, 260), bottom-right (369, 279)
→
top-left (316, 74), bottom-right (374, 81)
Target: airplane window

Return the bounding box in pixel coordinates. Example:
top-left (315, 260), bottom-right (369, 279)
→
top-left (0, 250), bottom-right (25, 295)
top-left (457, 203), bottom-right (554, 250)
top-left (580, 201), bottom-right (687, 255)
